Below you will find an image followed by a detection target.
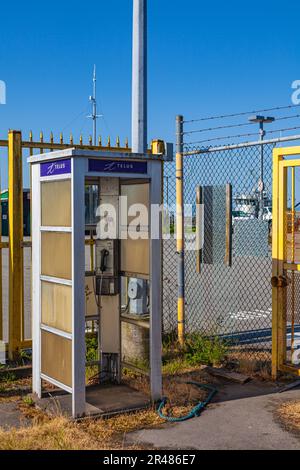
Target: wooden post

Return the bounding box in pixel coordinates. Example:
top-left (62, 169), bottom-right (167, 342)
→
top-left (196, 186), bottom-right (202, 274)
top-left (225, 183), bottom-right (232, 267)
top-left (8, 130), bottom-right (23, 359)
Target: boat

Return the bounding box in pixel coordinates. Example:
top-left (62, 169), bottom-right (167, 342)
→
top-left (233, 191), bottom-right (272, 221)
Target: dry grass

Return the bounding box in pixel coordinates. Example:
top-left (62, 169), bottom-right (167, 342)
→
top-left (277, 401), bottom-right (300, 433)
top-left (0, 366), bottom-right (217, 449)
top-left (0, 406), bottom-right (163, 450)
top-left (0, 416), bottom-right (100, 450)
top-left (228, 350), bottom-right (272, 380)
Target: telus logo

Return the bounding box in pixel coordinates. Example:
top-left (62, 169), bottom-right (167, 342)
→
top-left (103, 161), bottom-right (134, 172)
top-left (40, 159), bottom-right (71, 177)
top-left (47, 162), bottom-right (67, 175)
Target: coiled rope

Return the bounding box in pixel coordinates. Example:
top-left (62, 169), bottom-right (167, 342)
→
top-left (157, 381), bottom-right (217, 422)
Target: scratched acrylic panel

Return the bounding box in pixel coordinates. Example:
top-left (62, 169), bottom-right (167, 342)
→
top-left (120, 236), bottom-right (149, 276)
top-left (85, 275), bottom-right (98, 317)
top-left (120, 183), bottom-right (149, 226)
top-left (41, 232), bottom-right (72, 280)
top-left (41, 180), bottom-right (71, 227)
top-left (120, 182), bottom-right (150, 276)
top-left (41, 330), bottom-right (72, 387)
top-left (41, 281), bottom-right (72, 333)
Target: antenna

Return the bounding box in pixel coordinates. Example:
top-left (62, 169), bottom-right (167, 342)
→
top-left (132, 0), bottom-right (147, 153)
top-left (87, 65), bottom-right (103, 145)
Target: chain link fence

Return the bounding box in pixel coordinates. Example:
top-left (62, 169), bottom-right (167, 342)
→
top-left (162, 160), bottom-right (177, 333)
top-left (162, 138), bottom-right (300, 361)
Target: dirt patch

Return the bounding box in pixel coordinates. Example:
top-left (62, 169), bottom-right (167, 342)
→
top-left (123, 367), bottom-right (218, 419)
top-left (0, 377), bottom-right (31, 402)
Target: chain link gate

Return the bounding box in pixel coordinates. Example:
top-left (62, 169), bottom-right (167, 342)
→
top-left (181, 143), bottom-right (275, 362)
top-left (162, 118), bottom-right (300, 364)
top-left (272, 146), bottom-right (300, 378)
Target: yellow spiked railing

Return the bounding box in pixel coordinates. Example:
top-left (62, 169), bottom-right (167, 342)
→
top-left (0, 130), bottom-right (131, 360)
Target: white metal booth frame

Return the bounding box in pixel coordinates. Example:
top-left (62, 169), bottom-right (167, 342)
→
top-left (29, 148), bottom-right (167, 418)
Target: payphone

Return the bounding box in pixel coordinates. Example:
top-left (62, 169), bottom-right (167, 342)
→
top-left (94, 176), bottom-right (119, 298)
top-left (90, 175), bottom-right (151, 382)
top-left (29, 147), bottom-right (170, 418)
top-left (85, 176), bottom-right (122, 382)
top-left (95, 239), bottom-right (119, 295)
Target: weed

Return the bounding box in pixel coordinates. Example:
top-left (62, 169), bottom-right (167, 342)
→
top-left (0, 372), bottom-right (16, 384)
top-left (124, 357), bottom-right (150, 372)
top-left (162, 358), bottom-right (191, 375)
top-left (184, 334), bottom-right (228, 367)
top-left (22, 395), bottom-right (34, 407)
top-left (19, 349), bottom-right (32, 365)
top-left (86, 334), bottom-right (98, 363)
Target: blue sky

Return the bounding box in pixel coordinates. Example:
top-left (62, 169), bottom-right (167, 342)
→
top-left (0, 0), bottom-right (300, 186)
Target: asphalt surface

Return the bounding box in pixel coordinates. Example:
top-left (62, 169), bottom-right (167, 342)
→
top-left (163, 239), bottom-right (273, 343)
top-left (127, 382), bottom-right (300, 450)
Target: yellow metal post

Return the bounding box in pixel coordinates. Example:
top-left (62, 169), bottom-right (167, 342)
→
top-left (8, 130), bottom-right (24, 359)
top-left (277, 163), bottom-right (287, 370)
top-left (291, 167), bottom-right (295, 357)
top-left (271, 147), bottom-right (300, 379)
top-left (40, 131), bottom-right (44, 154)
top-left (0, 170), bottom-right (2, 341)
top-left (176, 115), bottom-right (185, 345)
top-left (271, 149), bottom-right (281, 379)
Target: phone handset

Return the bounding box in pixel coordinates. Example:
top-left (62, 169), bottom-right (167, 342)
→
top-left (100, 249), bottom-right (110, 273)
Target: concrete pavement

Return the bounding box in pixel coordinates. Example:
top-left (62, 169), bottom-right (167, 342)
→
top-left (127, 382), bottom-right (300, 450)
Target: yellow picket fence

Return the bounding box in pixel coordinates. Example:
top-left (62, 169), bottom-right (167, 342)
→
top-left (0, 129), bottom-right (132, 360)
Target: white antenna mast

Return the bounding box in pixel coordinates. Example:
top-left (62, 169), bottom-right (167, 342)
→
top-left (87, 65), bottom-right (102, 145)
top-left (132, 0), bottom-right (147, 153)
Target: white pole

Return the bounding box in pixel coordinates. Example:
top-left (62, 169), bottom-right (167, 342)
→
top-left (132, 0), bottom-right (147, 153)
top-left (92, 65), bottom-right (97, 146)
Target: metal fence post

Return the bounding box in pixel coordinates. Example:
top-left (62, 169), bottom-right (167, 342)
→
top-left (176, 115), bottom-right (185, 345)
top-left (0, 170), bottom-right (2, 341)
top-left (8, 130), bottom-right (23, 359)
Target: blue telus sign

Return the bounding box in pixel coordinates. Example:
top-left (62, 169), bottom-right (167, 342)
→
top-left (40, 159), bottom-right (71, 177)
top-left (88, 159), bottom-right (147, 174)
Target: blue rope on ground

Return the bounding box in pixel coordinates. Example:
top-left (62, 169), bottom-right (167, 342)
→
top-left (157, 381), bottom-right (217, 423)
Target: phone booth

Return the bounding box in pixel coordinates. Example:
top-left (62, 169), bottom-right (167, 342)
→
top-left (29, 147), bottom-right (168, 418)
